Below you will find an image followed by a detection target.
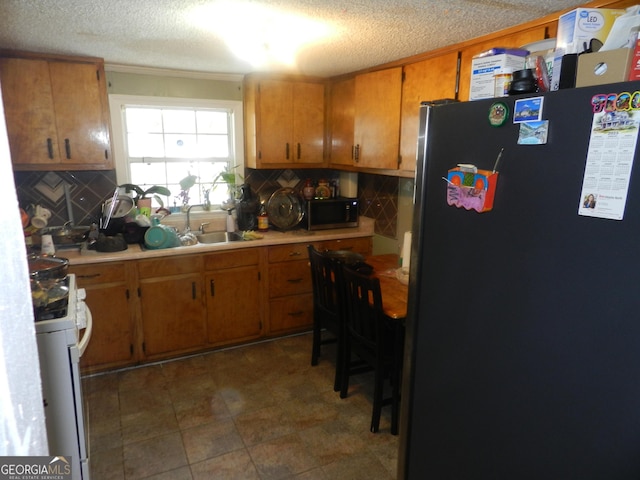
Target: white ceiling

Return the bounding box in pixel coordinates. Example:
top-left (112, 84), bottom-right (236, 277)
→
top-left (0, 0), bottom-right (587, 78)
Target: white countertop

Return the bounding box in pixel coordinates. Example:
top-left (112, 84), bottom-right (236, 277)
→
top-left (60, 216), bottom-right (375, 265)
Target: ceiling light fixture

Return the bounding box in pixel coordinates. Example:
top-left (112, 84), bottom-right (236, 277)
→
top-left (187, 1), bottom-right (335, 68)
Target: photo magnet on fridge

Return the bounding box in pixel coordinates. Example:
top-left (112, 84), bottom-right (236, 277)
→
top-left (514, 96), bottom-right (544, 123)
top-left (517, 120), bottom-right (549, 144)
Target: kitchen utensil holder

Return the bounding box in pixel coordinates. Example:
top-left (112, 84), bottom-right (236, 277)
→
top-left (446, 167), bottom-right (498, 213)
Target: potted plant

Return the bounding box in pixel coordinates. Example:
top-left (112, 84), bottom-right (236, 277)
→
top-left (175, 174), bottom-right (198, 212)
top-left (211, 165), bottom-right (243, 209)
top-left (119, 183), bottom-right (171, 216)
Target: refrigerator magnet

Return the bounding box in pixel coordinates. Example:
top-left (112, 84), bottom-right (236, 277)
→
top-left (488, 102), bottom-right (509, 127)
top-left (513, 97), bottom-right (543, 123)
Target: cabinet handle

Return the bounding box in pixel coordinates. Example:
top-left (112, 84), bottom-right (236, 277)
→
top-left (354, 144), bottom-right (360, 162)
top-left (288, 251), bottom-right (301, 257)
top-left (287, 278), bottom-right (303, 283)
top-left (47, 138), bottom-right (54, 159)
top-left (297, 143), bottom-right (301, 159)
top-left (192, 281), bottom-right (197, 299)
top-left (65, 139), bottom-right (71, 159)
top-left (210, 279), bottom-right (215, 297)
top-left (351, 145), bottom-right (355, 160)
top-left (288, 310), bottom-right (304, 316)
top-left (286, 142), bottom-right (290, 160)
top-left (77, 273), bottom-right (101, 279)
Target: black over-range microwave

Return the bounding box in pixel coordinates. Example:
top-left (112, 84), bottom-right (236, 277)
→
top-left (304, 197), bottom-right (359, 230)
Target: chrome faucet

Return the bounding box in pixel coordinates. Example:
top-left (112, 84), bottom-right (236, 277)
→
top-left (184, 204), bottom-right (204, 234)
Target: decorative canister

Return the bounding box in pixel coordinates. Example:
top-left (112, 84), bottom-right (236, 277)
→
top-left (303, 179), bottom-right (315, 200)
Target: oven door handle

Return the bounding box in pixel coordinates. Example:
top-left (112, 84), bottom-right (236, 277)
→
top-left (78, 304), bottom-right (93, 357)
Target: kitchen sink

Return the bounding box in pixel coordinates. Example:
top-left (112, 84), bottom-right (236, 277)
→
top-left (195, 231), bottom-right (243, 244)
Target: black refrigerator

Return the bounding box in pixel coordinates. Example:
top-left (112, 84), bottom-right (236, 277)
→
top-left (399, 81), bottom-right (640, 479)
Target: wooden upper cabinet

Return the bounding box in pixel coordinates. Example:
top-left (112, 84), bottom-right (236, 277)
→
top-left (292, 82), bottom-right (325, 164)
top-left (400, 52), bottom-right (459, 172)
top-left (0, 54), bottom-right (113, 170)
top-left (353, 67), bottom-right (402, 170)
top-left (328, 77), bottom-right (355, 167)
top-left (244, 75), bottom-right (325, 168)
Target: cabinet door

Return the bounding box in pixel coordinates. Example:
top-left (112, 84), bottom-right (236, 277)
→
top-left (139, 274), bottom-right (206, 358)
top-left (0, 58), bottom-right (59, 167)
top-left (0, 56), bottom-right (112, 170)
top-left (322, 236), bottom-right (372, 256)
top-left (354, 67), bottom-right (402, 169)
top-left (328, 77), bottom-right (355, 167)
top-left (292, 81), bottom-right (325, 164)
top-left (400, 52), bottom-right (459, 172)
top-left (73, 263), bottom-right (135, 372)
top-left (257, 79), bottom-right (293, 164)
top-left (81, 284), bottom-right (133, 370)
top-left (269, 294), bottom-right (314, 333)
top-left (205, 266), bottom-right (262, 345)
top-left (49, 61), bottom-right (112, 167)
top-left (267, 243), bottom-right (311, 263)
top-left (269, 260), bottom-right (313, 298)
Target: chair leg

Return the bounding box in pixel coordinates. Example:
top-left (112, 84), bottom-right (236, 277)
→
top-left (370, 364), bottom-right (384, 433)
top-left (339, 341), bottom-right (350, 399)
top-left (390, 368), bottom-right (400, 435)
top-left (333, 331), bottom-right (344, 392)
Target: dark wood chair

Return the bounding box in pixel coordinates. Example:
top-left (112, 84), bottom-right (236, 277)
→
top-left (338, 263), bottom-right (403, 435)
top-left (307, 244), bottom-right (343, 391)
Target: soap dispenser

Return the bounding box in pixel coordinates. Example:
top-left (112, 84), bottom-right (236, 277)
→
top-left (226, 208), bottom-right (236, 233)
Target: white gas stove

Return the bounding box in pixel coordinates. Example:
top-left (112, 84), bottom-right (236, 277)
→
top-left (35, 274), bottom-right (93, 480)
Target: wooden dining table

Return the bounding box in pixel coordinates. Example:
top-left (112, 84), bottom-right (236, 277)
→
top-left (365, 254), bottom-right (409, 321)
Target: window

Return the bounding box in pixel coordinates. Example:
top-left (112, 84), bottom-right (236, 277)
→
top-left (109, 95), bottom-right (244, 209)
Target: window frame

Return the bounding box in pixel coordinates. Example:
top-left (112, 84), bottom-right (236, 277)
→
top-left (108, 94), bottom-right (244, 190)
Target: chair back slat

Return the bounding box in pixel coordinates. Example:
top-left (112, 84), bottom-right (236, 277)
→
top-left (341, 265), bottom-right (384, 355)
top-left (308, 245), bottom-right (341, 315)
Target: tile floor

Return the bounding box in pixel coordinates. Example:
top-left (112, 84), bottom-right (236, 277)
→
top-left (83, 332), bottom-right (399, 479)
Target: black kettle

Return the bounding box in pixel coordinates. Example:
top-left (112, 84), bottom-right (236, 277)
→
top-left (236, 184), bottom-right (259, 231)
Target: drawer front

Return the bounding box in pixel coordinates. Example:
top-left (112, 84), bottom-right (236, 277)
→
top-left (322, 237), bottom-right (372, 255)
top-left (204, 248), bottom-right (259, 270)
top-left (137, 254), bottom-right (202, 279)
top-left (268, 260), bottom-right (312, 298)
top-left (269, 294), bottom-right (313, 333)
top-left (268, 242), bottom-right (318, 263)
top-left (70, 262), bottom-right (126, 285)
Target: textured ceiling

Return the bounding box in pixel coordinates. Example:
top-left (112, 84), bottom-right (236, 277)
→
top-left (0, 0), bottom-right (587, 78)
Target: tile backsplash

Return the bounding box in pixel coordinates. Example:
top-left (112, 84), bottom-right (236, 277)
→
top-left (14, 170), bottom-right (118, 227)
top-left (14, 168), bottom-right (400, 238)
top-left (358, 173), bottom-right (399, 238)
top-left (245, 168), bottom-right (399, 239)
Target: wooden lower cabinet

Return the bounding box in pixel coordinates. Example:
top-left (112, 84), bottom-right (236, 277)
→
top-left (269, 294), bottom-right (314, 333)
top-left (266, 243), bottom-right (315, 334)
top-left (322, 237), bottom-right (372, 256)
top-left (137, 255), bottom-right (207, 359)
top-left (75, 236), bottom-right (372, 372)
top-left (266, 236), bottom-right (372, 334)
top-left (72, 262), bottom-right (135, 373)
top-left (138, 273), bottom-right (207, 358)
top-left (204, 249), bottom-right (262, 346)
